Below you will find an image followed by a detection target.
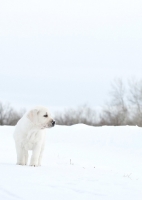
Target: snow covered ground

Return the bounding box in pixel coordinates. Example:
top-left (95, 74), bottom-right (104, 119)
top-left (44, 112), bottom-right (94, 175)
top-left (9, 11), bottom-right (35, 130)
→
top-left (0, 125), bottom-right (142, 200)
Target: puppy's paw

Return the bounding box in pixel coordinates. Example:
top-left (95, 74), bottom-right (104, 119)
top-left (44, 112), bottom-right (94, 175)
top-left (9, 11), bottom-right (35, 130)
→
top-left (17, 162), bottom-right (26, 166)
top-left (30, 160), bottom-right (39, 167)
top-left (30, 164), bottom-right (39, 167)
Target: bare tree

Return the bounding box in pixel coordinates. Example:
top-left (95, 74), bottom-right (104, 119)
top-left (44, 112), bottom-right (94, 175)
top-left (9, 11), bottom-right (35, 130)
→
top-left (0, 102), bottom-right (25, 126)
top-left (99, 79), bottom-right (128, 126)
top-left (128, 79), bottom-right (142, 126)
top-left (55, 104), bottom-right (97, 126)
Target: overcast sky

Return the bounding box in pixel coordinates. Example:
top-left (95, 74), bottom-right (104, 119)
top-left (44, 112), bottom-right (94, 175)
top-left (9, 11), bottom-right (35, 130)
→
top-left (0, 0), bottom-right (142, 111)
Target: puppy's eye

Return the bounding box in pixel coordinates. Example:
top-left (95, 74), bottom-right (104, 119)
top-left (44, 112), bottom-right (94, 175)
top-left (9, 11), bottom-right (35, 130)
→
top-left (43, 114), bottom-right (48, 118)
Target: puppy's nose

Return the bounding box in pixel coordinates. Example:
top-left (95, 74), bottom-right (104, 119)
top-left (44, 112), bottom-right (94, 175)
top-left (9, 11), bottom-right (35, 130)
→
top-left (51, 120), bottom-right (55, 126)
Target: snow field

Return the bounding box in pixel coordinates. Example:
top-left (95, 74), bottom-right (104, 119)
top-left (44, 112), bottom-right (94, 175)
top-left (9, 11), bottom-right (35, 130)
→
top-left (0, 125), bottom-right (141, 200)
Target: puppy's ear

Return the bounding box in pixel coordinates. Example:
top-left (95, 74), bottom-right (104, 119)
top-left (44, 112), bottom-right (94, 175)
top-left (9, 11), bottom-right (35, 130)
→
top-left (27, 109), bottom-right (39, 123)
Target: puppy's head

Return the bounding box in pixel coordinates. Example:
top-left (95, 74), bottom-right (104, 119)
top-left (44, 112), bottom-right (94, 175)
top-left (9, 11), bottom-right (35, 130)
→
top-left (27, 106), bottom-right (55, 129)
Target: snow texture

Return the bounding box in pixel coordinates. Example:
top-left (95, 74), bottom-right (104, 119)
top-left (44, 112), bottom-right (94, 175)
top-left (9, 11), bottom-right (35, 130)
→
top-left (0, 125), bottom-right (142, 200)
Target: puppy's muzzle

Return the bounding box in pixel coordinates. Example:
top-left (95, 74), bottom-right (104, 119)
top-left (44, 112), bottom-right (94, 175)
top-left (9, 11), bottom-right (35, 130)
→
top-left (51, 120), bottom-right (55, 127)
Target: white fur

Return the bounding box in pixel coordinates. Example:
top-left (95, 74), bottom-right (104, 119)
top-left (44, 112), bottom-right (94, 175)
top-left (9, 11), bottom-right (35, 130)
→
top-left (13, 106), bottom-right (55, 167)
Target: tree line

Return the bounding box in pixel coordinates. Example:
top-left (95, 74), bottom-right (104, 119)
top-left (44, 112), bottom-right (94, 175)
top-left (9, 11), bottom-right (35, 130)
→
top-left (55, 79), bottom-right (142, 126)
top-left (1, 79), bottom-right (142, 126)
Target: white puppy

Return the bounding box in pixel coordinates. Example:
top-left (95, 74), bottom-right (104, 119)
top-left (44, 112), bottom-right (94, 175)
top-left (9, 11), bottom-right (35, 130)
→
top-left (13, 106), bottom-right (55, 167)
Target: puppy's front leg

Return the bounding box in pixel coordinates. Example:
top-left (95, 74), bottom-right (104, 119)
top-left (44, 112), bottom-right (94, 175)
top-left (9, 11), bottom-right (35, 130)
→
top-left (38, 146), bottom-right (45, 166)
top-left (25, 150), bottom-right (29, 165)
top-left (30, 144), bottom-right (41, 167)
top-left (15, 142), bottom-right (26, 165)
